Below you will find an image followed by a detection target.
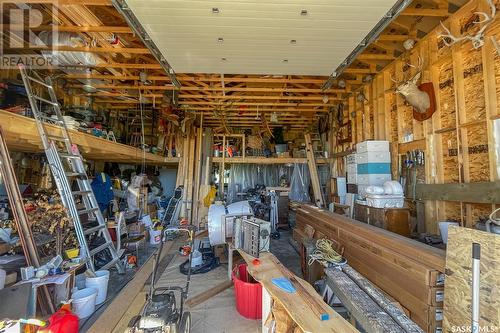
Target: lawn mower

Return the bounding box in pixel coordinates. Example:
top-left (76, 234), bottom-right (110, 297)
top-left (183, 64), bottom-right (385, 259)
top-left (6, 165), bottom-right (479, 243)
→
top-left (126, 226), bottom-right (195, 333)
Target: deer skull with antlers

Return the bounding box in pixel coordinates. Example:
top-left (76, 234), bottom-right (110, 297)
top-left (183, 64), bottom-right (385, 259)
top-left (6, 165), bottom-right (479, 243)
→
top-left (438, 0), bottom-right (496, 49)
top-left (392, 57), bottom-right (431, 114)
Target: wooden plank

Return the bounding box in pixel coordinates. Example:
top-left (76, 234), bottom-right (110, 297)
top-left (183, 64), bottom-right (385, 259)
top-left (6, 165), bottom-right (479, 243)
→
top-left (236, 250), bottom-right (357, 333)
top-left (443, 226), bottom-right (500, 331)
top-left (296, 205), bottom-right (446, 271)
top-left (304, 134), bottom-right (325, 208)
top-left (415, 181), bottom-right (500, 203)
top-left (325, 268), bottom-right (405, 333)
top-left (87, 240), bottom-right (175, 333)
top-left (184, 280), bottom-right (233, 308)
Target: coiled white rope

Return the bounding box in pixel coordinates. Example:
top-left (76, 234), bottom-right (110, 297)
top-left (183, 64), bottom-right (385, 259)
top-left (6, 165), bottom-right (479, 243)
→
top-left (308, 238), bottom-right (345, 267)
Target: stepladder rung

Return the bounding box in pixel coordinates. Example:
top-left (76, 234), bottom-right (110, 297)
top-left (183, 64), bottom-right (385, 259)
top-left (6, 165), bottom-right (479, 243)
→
top-left (27, 75), bottom-right (52, 88)
top-left (32, 94), bottom-right (58, 106)
top-left (65, 172), bottom-right (87, 178)
top-left (78, 207), bottom-right (99, 216)
top-left (72, 190), bottom-right (92, 196)
top-left (40, 115), bottom-right (63, 123)
top-left (84, 224), bottom-right (105, 235)
top-left (89, 241), bottom-right (113, 256)
top-left (59, 153), bottom-right (79, 159)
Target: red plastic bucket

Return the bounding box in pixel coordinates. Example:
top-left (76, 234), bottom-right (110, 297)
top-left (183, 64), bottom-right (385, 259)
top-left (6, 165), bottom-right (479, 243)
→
top-left (232, 263), bottom-right (262, 319)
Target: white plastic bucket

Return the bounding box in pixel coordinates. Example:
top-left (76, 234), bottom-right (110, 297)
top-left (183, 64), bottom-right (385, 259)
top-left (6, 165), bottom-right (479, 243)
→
top-left (149, 228), bottom-right (162, 245)
top-left (72, 288), bottom-right (97, 318)
top-left (85, 270), bottom-right (110, 305)
top-left (439, 221), bottom-right (459, 244)
top-left (0, 269), bottom-right (6, 289)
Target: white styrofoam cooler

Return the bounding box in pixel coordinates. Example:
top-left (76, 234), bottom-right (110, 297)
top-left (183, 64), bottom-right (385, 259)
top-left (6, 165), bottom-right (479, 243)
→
top-left (356, 140), bottom-right (389, 153)
top-left (366, 194), bottom-right (404, 208)
top-left (356, 151), bottom-right (391, 164)
top-left (347, 164), bottom-right (357, 175)
top-left (347, 173), bottom-right (357, 184)
top-left (357, 174), bottom-right (392, 185)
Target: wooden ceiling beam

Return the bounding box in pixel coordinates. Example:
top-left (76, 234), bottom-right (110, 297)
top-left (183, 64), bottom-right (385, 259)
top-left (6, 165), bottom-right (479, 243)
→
top-left (377, 34), bottom-right (411, 41)
top-left (357, 53), bottom-right (395, 61)
top-left (69, 84), bottom-right (345, 93)
top-left (400, 8), bottom-right (449, 17)
top-left (89, 93), bottom-right (335, 100)
top-left (65, 74), bottom-right (327, 84)
top-left (95, 100), bottom-right (335, 107)
top-left (4, 24), bottom-right (132, 33)
top-left (8, 45), bottom-right (149, 54)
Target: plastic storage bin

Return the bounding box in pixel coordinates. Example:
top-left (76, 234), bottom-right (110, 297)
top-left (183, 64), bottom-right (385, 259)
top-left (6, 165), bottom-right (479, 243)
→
top-left (356, 151), bottom-right (391, 164)
top-left (232, 264), bottom-right (262, 319)
top-left (357, 174), bottom-right (392, 185)
top-left (356, 140), bottom-right (389, 153)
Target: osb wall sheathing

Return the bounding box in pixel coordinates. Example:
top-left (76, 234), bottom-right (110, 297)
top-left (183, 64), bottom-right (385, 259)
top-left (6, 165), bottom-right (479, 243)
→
top-left (337, 0), bottom-right (500, 233)
top-left (443, 226), bottom-right (499, 331)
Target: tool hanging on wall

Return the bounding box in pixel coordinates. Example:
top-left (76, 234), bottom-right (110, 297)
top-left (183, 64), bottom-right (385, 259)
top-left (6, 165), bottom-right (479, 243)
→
top-left (19, 65), bottom-right (124, 274)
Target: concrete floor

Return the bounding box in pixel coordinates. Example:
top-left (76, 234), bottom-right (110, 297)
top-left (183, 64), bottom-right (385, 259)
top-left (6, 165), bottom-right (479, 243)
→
top-left (154, 229), bottom-right (302, 333)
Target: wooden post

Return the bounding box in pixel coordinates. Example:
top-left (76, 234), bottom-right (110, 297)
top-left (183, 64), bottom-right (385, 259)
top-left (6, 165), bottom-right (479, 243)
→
top-left (304, 133), bottom-right (324, 207)
top-left (192, 118), bottom-right (203, 226)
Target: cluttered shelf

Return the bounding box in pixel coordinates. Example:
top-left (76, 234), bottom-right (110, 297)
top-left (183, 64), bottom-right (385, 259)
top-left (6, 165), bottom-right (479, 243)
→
top-left (212, 156), bottom-right (331, 164)
top-left (0, 110), bottom-right (180, 165)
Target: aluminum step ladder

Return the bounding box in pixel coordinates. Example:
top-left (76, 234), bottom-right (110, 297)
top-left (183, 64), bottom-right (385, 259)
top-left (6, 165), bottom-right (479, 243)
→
top-left (19, 65), bottom-right (124, 274)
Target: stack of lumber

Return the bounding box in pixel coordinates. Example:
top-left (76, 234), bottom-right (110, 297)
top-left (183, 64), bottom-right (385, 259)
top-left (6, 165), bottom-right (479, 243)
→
top-left (295, 204), bottom-right (446, 333)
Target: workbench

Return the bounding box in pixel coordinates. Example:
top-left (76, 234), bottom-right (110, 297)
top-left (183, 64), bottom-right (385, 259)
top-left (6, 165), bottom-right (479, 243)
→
top-left (229, 246), bottom-right (357, 333)
top-left (0, 110), bottom-right (180, 164)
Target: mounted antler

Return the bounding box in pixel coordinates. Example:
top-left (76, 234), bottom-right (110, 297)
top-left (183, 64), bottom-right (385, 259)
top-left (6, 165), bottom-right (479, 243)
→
top-left (438, 0), bottom-right (496, 49)
top-left (392, 56), bottom-right (431, 114)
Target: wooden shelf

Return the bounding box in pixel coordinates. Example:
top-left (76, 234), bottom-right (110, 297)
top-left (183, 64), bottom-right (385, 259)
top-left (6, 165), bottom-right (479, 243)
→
top-left (0, 110), bottom-right (179, 165)
top-left (212, 156), bottom-right (331, 164)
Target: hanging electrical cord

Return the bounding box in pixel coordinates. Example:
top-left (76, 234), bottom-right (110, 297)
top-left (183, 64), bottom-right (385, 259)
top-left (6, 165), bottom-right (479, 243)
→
top-left (308, 238), bottom-right (346, 267)
top-left (138, 90), bottom-right (146, 174)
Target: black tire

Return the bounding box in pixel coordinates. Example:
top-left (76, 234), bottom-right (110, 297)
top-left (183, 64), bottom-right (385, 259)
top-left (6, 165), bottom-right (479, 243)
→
top-left (179, 311), bottom-right (191, 333)
top-left (124, 315), bottom-right (141, 333)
